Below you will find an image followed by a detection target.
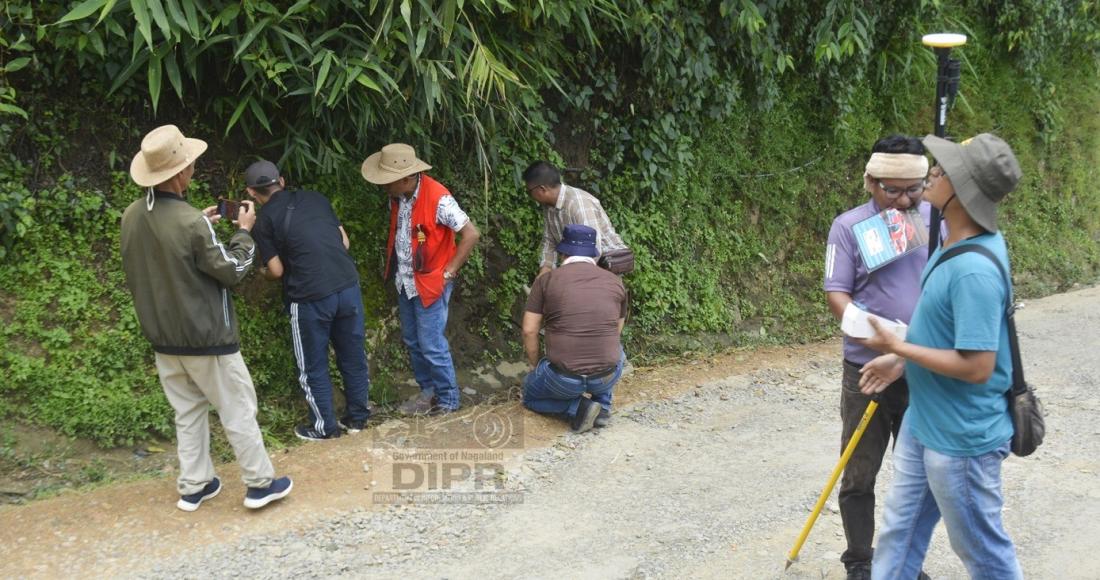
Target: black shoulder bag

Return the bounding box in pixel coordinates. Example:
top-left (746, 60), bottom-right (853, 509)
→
top-left (925, 243), bottom-right (1045, 457)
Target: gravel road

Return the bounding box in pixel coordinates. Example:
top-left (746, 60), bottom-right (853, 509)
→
top-left (3, 285), bottom-right (1098, 579)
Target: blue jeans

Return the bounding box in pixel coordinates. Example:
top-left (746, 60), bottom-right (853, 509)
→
top-left (396, 283), bottom-right (459, 410)
top-left (289, 285), bottom-right (372, 436)
top-left (873, 416), bottom-right (1021, 580)
top-left (522, 352), bottom-right (625, 418)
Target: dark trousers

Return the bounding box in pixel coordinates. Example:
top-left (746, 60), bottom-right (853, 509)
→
top-left (839, 359), bottom-right (909, 567)
top-left (289, 285), bottom-right (372, 436)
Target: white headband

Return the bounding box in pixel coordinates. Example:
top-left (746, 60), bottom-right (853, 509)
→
top-left (864, 152), bottom-right (929, 180)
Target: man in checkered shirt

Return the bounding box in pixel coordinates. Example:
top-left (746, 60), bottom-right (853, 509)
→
top-left (522, 161), bottom-right (627, 277)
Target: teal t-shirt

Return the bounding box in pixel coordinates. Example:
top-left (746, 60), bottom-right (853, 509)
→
top-left (905, 232), bottom-right (1014, 456)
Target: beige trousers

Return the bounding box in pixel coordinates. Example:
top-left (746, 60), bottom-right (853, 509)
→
top-left (155, 352), bottom-right (274, 495)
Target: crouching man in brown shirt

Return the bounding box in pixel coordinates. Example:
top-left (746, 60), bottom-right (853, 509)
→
top-left (522, 224), bottom-right (628, 432)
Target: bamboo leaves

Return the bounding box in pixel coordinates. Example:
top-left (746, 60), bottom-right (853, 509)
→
top-left (18, 1), bottom-right (686, 178)
top-left (130, 0), bottom-right (153, 50)
top-left (147, 48), bottom-right (162, 112)
top-left (55, 0), bottom-right (109, 25)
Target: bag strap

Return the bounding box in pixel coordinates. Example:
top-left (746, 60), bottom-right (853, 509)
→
top-left (281, 189), bottom-right (297, 244)
top-left (275, 190), bottom-right (298, 287)
top-left (923, 243), bottom-right (1026, 395)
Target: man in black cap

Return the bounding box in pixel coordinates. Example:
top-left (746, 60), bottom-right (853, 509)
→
top-left (245, 160), bottom-right (372, 441)
top-left (521, 224), bottom-right (628, 433)
top-left (859, 133), bottom-right (1024, 578)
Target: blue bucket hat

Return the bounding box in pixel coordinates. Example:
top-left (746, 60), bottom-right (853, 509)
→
top-left (556, 224), bottom-right (599, 258)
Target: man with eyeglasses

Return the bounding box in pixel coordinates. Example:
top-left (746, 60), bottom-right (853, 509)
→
top-left (522, 161), bottom-right (628, 279)
top-left (859, 133), bottom-right (1024, 580)
top-left (823, 135), bottom-right (934, 580)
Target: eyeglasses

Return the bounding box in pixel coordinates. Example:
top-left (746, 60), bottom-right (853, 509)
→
top-left (526, 184), bottom-right (543, 196)
top-left (876, 180), bottom-right (928, 199)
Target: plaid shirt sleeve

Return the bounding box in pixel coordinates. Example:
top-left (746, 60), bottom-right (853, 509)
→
top-left (539, 208), bottom-right (558, 269)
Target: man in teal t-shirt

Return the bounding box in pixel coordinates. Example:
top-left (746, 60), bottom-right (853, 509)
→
top-left (859, 133), bottom-right (1024, 580)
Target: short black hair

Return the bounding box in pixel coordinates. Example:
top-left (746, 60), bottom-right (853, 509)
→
top-left (522, 161), bottom-right (561, 187)
top-left (871, 134), bottom-right (925, 155)
top-left (259, 182), bottom-right (281, 196)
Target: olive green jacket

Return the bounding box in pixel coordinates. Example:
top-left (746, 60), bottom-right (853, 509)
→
top-left (120, 191), bottom-right (255, 355)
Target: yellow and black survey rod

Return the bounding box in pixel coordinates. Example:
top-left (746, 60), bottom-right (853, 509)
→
top-left (784, 397), bottom-right (879, 570)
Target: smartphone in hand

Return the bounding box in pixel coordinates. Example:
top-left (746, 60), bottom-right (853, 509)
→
top-left (217, 198), bottom-right (242, 220)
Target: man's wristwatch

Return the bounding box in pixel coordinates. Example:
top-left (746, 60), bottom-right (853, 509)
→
top-left (443, 270), bottom-right (454, 280)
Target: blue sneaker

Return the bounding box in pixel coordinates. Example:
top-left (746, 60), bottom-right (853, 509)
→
top-left (176, 477), bottom-right (221, 512)
top-left (243, 476), bottom-right (293, 509)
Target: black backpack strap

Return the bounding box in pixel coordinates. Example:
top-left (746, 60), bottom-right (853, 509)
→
top-left (923, 243), bottom-right (1026, 395)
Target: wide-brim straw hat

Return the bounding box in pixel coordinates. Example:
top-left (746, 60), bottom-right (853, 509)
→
top-left (130, 125), bottom-right (208, 187)
top-left (922, 133), bottom-right (1021, 232)
top-left (360, 143), bottom-right (432, 185)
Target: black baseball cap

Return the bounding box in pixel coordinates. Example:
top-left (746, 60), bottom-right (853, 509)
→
top-left (244, 159), bottom-right (281, 188)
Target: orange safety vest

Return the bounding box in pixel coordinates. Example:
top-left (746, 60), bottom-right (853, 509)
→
top-left (385, 174), bottom-right (458, 308)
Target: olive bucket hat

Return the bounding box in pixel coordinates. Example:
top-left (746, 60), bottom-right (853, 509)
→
top-left (922, 133), bottom-right (1022, 232)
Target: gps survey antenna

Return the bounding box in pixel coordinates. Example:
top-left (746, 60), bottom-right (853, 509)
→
top-left (922, 33), bottom-right (966, 256)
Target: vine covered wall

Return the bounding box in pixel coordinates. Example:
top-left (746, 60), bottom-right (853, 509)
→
top-left (0, 0), bottom-right (1098, 445)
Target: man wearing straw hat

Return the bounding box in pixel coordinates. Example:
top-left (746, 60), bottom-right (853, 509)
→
top-left (823, 135), bottom-right (933, 580)
top-left (860, 133), bottom-right (1024, 579)
top-left (361, 143), bottom-right (480, 415)
top-left (120, 125), bottom-right (292, 511)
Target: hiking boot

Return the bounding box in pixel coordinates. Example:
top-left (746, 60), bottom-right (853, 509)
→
top-left (243, 476), bottom-right (293, 509)
top-left (845, 562), bottom-right (871, 580)
top-left (571, 398), bottom-right (600, 433)
top-left (294, 424), bottom-right (341, 441)
top-left (176, 477), bottom-right (221, 512)
top-left (594, 407), bottom-right (611, 428)
top-left (398, 393), bottom-right (436, 416)
top-left (429, 407), bottom-right (456, 416)
top-left (338, 415), bottom-right (370, 434)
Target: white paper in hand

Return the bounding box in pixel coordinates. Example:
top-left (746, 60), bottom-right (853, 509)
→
top-left (841, 302), bottom-right (908, 341)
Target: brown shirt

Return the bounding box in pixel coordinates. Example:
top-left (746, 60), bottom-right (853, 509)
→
top-left (525, 261), bottom-right (628, 374)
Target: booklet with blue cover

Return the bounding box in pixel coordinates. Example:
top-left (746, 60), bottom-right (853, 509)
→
top-left (852, 208), bottom-right (928, 271)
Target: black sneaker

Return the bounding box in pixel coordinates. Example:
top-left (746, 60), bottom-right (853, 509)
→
top-left (176, 477), bottom-right (221, 512)
top-left (571, 398), bottom-right (600, 433)
top-left (338, 416), bottom-right (370, 434)
top-left (845, 562), bottom-right (871, 580)
top-left (244, 476), bottom-right (293, 509)
top-left (294, 424), bottom-right (341, 441)
top-left (594, 407), bottom-right (611, 428)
